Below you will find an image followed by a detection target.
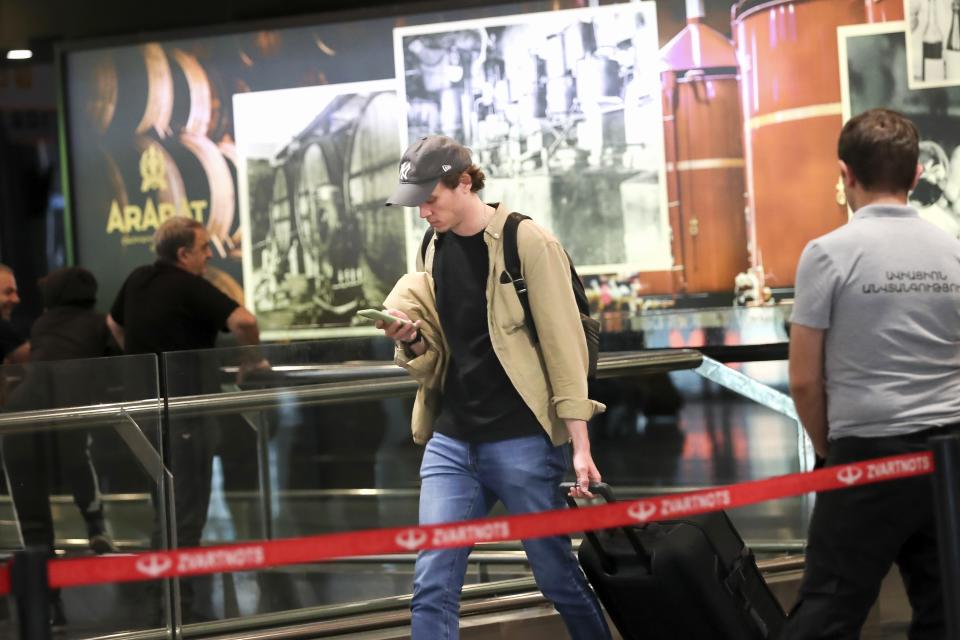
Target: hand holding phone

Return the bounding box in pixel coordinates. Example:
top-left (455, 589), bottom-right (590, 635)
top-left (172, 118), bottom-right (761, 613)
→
top-left (357, 308), bottom-right (409, 325)
top-left (359, 308), bottom-right (422, 353)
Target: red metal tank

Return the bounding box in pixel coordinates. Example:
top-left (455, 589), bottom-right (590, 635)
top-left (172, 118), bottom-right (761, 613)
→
top-left (660, 1), bottom-right (749, 295)
top-left (732, 0), bottom-right (904, 287)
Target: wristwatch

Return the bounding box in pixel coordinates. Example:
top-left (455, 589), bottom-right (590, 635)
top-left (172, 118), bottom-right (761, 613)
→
top-left (400, 329), bottom-right (422, 346)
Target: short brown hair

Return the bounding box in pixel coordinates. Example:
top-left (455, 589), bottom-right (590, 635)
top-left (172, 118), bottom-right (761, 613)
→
top-left (838, 108), bottom-right (919, 193)
top-left (154, 217), bottom-right (203, 263)
top-left (439, 164), bottom-right (486, 192)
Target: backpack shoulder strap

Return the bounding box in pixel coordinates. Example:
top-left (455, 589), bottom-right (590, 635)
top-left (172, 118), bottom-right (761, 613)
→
top-left (419, 227), bottom-right (435, 270)
top-left (502, 212), bottom-right (538, 343)
top-left (502, 212), bottom-right (527, 278)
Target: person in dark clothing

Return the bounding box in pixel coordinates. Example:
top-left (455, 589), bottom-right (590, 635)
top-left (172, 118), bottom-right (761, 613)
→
top-left (3, 266), bottom-right (118, 555)
top-left (31, 266), bottom-right (113, 361)
top-left (107, 216), bottom-right (260, 624)
top-left (1, 266), bottom-right (119, 628)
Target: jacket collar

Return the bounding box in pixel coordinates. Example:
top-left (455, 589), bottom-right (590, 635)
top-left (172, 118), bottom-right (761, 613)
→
top-left (483, 202), bottom-right (509, 240)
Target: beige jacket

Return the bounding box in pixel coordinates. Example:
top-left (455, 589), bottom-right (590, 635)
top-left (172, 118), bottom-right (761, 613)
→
top-left (385, 203), bottom-right (605, 446)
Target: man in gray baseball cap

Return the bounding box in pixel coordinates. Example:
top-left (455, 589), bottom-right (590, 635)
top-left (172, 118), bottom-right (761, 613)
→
top-left (385, 135), bottom-right (472, 207)
top-left (374, 134), bottom-right (612, 640)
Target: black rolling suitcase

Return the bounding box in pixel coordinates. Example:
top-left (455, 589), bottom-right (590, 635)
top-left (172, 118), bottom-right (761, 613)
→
top-left (567, 484), bottom-right (785, 640)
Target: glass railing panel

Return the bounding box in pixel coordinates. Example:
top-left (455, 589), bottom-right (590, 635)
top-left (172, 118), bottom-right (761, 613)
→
top-left (692, 355), bottom-right (808, 551)
top-left (160, 337), bottom-right (432, 624)
top-left (151, 320), bottom-right (798, 631)
top-left (584, 358), bottom-right (804, 550)
top-left (585, 302), bottom-right (802, 555)
top-left (0, 353), bottom-right (166, 637)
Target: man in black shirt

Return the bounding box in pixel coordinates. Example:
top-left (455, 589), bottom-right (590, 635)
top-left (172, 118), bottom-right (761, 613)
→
top-left (108, 223), bottom-right (258, 355)
top-left (108, 217), bottom-right (259, 623)
top-left (0, 264), bottom-right (28, 364)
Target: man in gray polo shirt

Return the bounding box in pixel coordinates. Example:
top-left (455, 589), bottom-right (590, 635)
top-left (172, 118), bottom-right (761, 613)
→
top-left (784, 108), bottom-right (960, 639)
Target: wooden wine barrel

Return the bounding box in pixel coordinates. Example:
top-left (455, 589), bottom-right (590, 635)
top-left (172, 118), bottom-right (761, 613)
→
top-left (268, 167), bottom-right (294, 255)
top-left (176, 132), bottom-right (236, 257)
top-left (77, 43), bottom-right (173, 139)
top-left (124, 43), bottom-right (174, 138)
top-left (121, 135), bottom-right (188, 216)
top-left (80, 144), bottom-right (128, 231)
top-left (169, 49), bottom-right (212, 137)
top-left (75, 53), bottom-right (118, 135)
top-left (343, 91), bottom-right (405, 290)
top-left (217, 140), bottom-right (242, 258)
top-left (294, 141), bottom-right (343, 267)
top-left (204, 265), bottom-right (244, 305)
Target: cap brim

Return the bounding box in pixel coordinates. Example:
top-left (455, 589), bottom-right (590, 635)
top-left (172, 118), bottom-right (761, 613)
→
top-left (385, 180), bottom-right (438, 207)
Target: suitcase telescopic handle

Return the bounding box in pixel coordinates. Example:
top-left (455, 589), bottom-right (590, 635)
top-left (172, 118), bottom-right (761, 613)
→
top-left (561, 482), bottom-right (651, 564)
top-left (560, 481), bottom-right (615, 502)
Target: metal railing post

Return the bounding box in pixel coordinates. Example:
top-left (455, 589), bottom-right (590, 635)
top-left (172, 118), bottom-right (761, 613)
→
top-left (931, 433), bottom-right (960, 640)
top-left (10, 546), bottom-right (51, 640)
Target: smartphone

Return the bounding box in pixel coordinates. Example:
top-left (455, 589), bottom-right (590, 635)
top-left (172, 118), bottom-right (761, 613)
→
top-left (357, 308), bottom-right (408, 325)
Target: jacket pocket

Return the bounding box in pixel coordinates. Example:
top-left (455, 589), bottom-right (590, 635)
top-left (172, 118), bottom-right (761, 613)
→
top-left (494, 277), bottom-right (527, 332)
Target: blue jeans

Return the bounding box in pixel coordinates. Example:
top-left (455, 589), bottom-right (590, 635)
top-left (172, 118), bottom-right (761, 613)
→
top-left (411, 432), bottom-right (612, 640)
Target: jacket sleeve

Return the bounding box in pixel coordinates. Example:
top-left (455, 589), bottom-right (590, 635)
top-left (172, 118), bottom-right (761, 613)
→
top-left (393, 341), bottom-right (439, 383)
top-left (521, 233), bottom-right (603, 421)
top-left (383, 273), bottom-right (445, 389)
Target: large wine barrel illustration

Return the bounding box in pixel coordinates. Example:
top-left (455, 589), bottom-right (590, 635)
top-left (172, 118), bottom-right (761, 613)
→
top-left (169, 49), bottom-right (213, 138)
top-left (344, 92), bottom-right (405, 296)
top-left (268, 167), bottom-right (294, 258)
top-left (250, 90), bottom-right (404, 332)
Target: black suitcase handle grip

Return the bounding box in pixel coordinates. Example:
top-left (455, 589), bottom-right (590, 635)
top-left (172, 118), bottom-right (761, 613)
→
top-left (560, 481), bottom-right (614, 502)
top-left (561, 482), bottom-right (650, 566)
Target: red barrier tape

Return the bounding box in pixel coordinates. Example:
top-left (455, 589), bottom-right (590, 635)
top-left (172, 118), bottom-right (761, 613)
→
top-left (0, 450), bottom-right (933, 596)
top-left (0, 564), bottom-right (8, 596)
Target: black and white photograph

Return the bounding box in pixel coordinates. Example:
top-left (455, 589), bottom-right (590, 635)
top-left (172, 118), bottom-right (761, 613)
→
top-left (234, 81), bottom-right (406, 339)
top-left (905, 0), bottom-right (960, 88)
top-left (393, 2), bottom-right (671, 275)
top-left (841, 21), bottom-right (960, 237)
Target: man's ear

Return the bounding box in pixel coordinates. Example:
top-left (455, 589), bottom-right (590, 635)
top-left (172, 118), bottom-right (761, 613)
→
top-left (176, 246), bottom-right (189, 263)
top-left (459, 173), bottom-right (472, 192)
top-left (911, 163), bottom-right (923, 191)
top-left (839, 160), bottom-right (856, 189)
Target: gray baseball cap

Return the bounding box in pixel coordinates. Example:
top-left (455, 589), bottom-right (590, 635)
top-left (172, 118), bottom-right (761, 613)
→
top-left (385, 135), bottom-right (472, 207)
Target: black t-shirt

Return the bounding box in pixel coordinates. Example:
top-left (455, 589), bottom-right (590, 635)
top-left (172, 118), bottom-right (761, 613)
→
top-left (110, 261), bottom-right (238, 356)
top-left (433, 230), bottom-right (543, 443)
top-left (0, 319), bottom-right (25, 361)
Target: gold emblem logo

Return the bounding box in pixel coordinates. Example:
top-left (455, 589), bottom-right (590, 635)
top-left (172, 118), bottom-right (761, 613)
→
top-left (139, 144), bottom-right (167, 193)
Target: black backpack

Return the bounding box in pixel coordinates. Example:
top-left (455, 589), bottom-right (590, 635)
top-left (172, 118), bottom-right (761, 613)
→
top-left (419, 212), bottom-right (600, 378)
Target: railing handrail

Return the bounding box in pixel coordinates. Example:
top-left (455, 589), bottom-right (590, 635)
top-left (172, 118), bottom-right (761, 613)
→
top-left (0, 349), bottom-right (702, 434)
